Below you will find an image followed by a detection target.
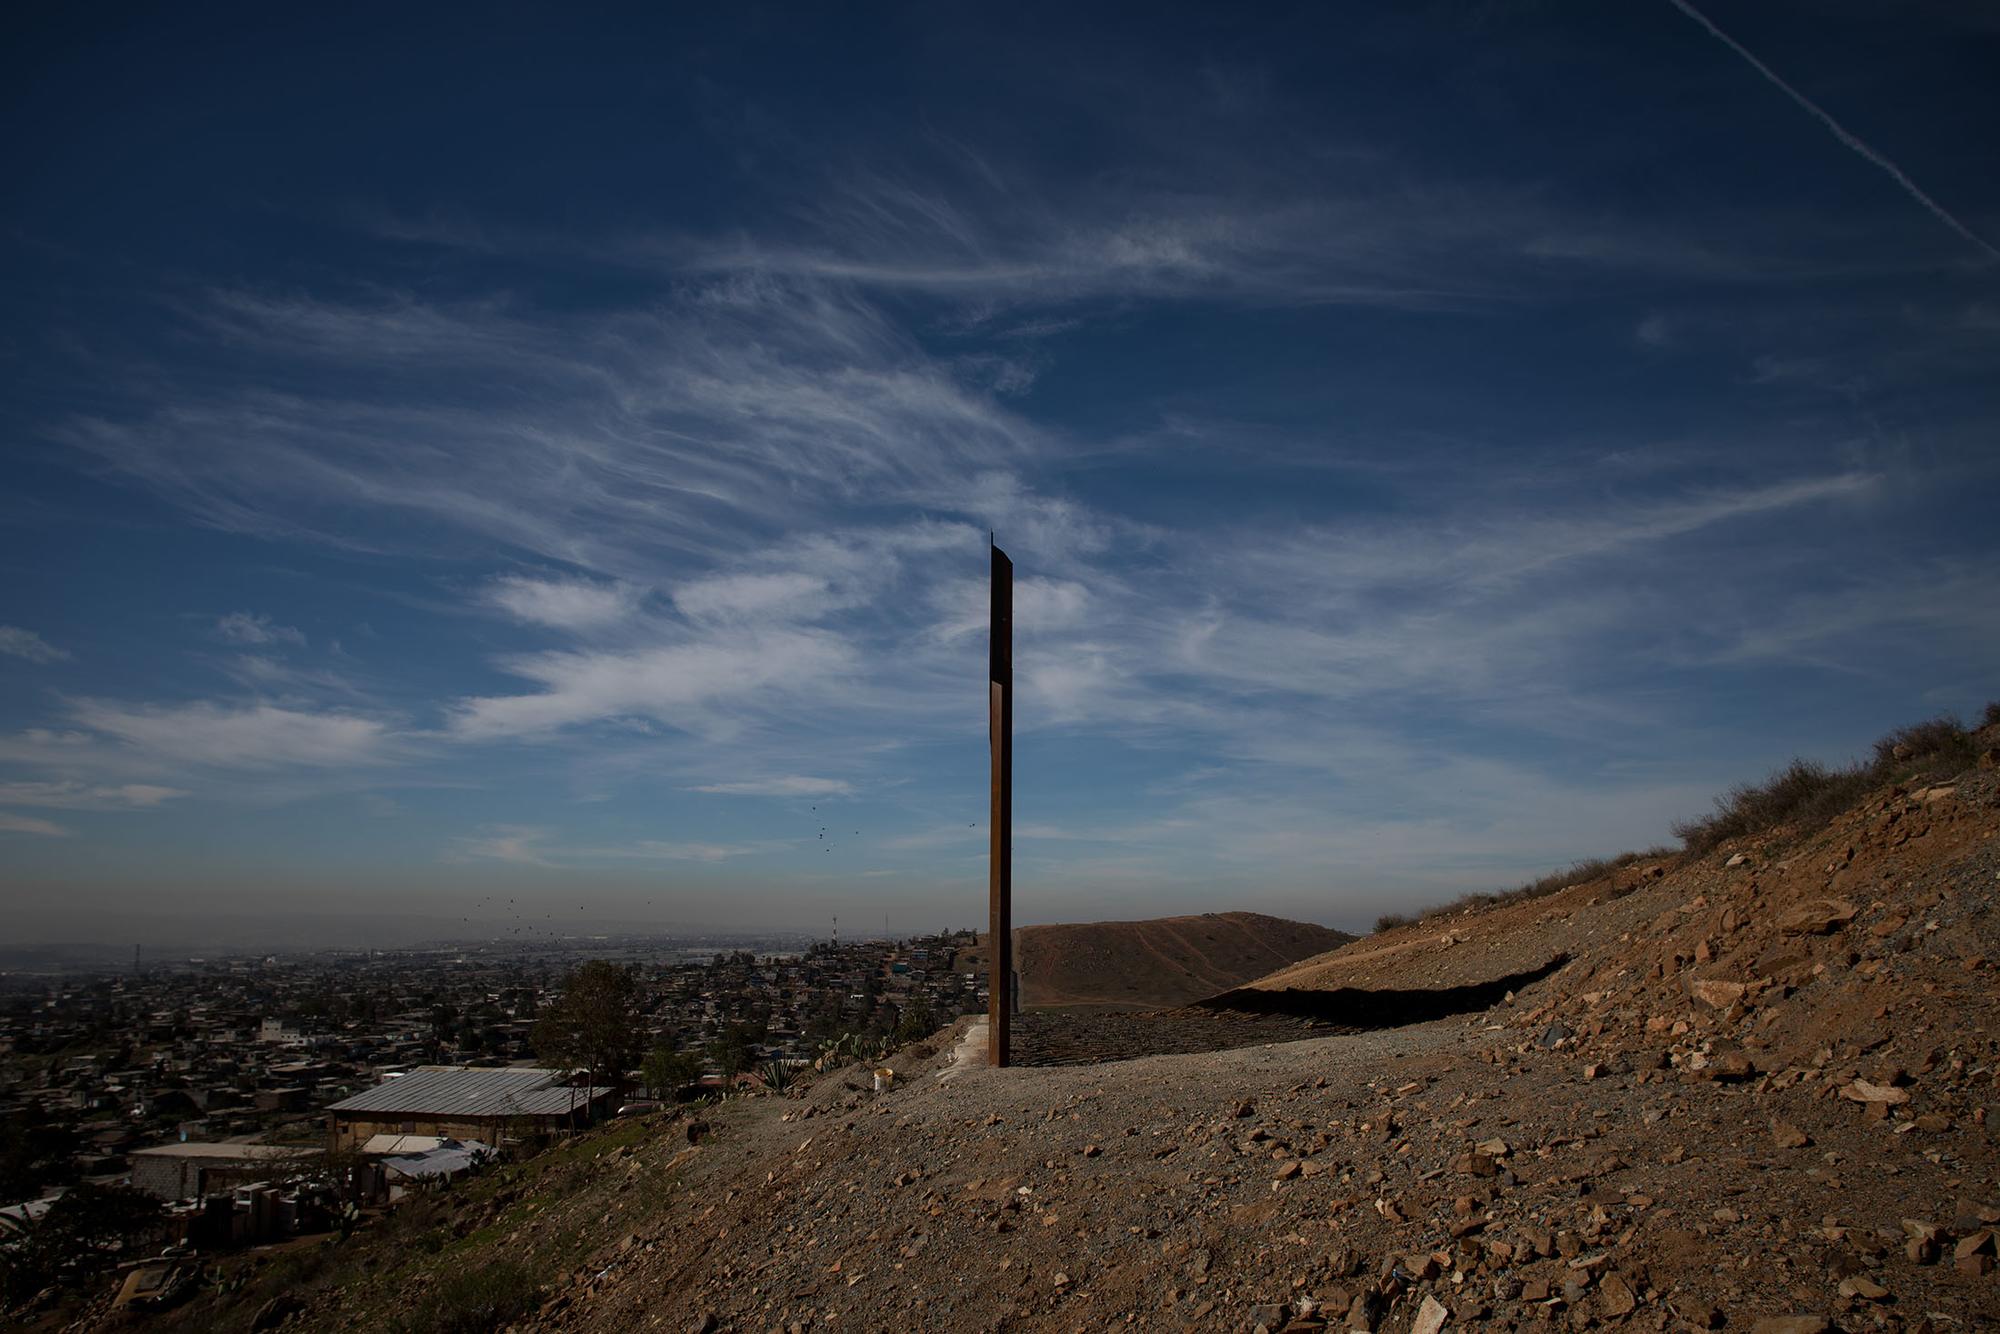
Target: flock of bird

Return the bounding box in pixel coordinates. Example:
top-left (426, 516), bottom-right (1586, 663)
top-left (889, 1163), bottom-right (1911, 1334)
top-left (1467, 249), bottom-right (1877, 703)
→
top-left (812, 803), bottom-right (863, 853)
top-left (459, 893), bottom-right (663, 939)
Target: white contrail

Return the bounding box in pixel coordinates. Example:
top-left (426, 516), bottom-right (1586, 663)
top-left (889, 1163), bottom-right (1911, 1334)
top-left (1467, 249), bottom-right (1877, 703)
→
top-left (1666, 0), bottom-right (1999, 262)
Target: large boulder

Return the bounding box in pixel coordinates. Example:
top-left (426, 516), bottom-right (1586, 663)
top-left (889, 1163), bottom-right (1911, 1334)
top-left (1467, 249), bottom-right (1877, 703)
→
top-left (1776, 898), bottom-right (1857, 936)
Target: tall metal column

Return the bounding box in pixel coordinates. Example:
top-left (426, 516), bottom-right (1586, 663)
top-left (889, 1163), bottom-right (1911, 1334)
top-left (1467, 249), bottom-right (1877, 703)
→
top-left (988, 542), bottom-right (1013, 1067)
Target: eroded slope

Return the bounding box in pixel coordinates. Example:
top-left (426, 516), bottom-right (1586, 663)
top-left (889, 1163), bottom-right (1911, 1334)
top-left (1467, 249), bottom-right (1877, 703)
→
top-left (114, 767), bottom-right (1999, 1334)
top-left (1016, 910), bottom-right (1354, 1011)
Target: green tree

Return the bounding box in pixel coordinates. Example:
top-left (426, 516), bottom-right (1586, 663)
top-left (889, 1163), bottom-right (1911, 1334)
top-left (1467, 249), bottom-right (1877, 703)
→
top-left (430, 1001), bottom-right (459, 1044)
top-left (0, 1116), bottom-right (80, 1201)
top-left (532, 961), bottom-right (641, 1096)
top-left (0, 1182), bottom-right (162, 1304)
top-left (639, 1043), bottom-right (697, 1101)
top-left (706, 1023), bottom-right (755, 1080)
top-left (894, 994), bottom-right (936, 1044)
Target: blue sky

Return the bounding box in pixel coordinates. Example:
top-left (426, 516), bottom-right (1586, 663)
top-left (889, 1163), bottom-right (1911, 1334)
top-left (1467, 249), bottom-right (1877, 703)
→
top-left (3, 1), bottom-right (1996, 945)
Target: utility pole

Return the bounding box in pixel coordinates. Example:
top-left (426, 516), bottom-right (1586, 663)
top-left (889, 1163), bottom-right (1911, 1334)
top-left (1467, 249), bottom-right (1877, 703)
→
top-left (988, 540), bottom-right (1013, 1067)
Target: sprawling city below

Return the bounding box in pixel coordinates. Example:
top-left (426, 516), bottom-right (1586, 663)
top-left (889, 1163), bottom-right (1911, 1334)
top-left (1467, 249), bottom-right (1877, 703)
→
top-left (0, 929), bottom-right (983, 1214)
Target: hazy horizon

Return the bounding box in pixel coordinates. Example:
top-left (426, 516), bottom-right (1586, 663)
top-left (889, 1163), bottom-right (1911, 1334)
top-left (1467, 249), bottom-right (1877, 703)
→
top-left (4, 4), bottom-right (1997, 946)
top-left (0, 870), bottom-right (1372, 951)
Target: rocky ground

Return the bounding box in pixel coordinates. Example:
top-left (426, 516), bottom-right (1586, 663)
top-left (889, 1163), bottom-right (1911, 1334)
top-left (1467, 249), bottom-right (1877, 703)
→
top-left (61, 757), bottom-right (2000, 1333)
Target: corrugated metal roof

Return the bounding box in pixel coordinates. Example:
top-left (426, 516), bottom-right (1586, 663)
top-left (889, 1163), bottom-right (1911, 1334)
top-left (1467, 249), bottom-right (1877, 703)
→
top-left (326, 1066), bottom-right (610, 1118)
top-left (382, 1139), bottom-right (492, 1179)
top-left (360, 1133), bottom-right (452, 1155)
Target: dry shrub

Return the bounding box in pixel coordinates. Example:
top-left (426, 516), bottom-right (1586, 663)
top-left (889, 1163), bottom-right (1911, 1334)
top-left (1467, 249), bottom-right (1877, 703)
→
top-left (1369, 846), bottom-right (1675, 933)
top-left (1872, 715), bottom-right (1979, 770)
top-left (1674, 711), bottom-right (1986, 856)
top-left (1671, 759), bottom-right (1873, 856)
top-left (1365, 705), bottom-right (1994, 935)
top-left (1424, 847), bottom-right (1674, 925)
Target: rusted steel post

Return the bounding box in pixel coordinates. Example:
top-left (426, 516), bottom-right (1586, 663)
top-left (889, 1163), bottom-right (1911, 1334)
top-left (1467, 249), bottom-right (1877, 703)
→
top-left (989, 542), bottom-right (1013, 1067)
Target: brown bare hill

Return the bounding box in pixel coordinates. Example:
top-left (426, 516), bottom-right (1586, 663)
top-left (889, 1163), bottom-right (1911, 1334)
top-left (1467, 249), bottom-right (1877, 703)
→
top-left (1015, 910), bottom-right (1354, 1010)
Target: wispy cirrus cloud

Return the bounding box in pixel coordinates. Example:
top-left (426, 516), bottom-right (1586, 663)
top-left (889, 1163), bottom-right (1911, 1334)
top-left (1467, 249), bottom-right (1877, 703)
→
top-left (0, 626), bottom-right (70, 663)
top-left (922, 467), bottom-right (1893, 740)
top-left (643, 148), bottom-right (1951, 319)
top-left (484, 573), bottom-right (646, 630)
top-left (0, 812), bottom-right (70, 838)
top-left (450, 827), bottom-right (760, 866)
top-left (215, 611), bottom-right (306, 647)
top-left (450, 824), bottom-right (550, 866)
top-left (673, 571), bottom-right (832, 623)
top-left (214, 654), bottom-right (363, 700)
top-left (67, 699), bottom-right (397, 769)
top-left (596, 839), bottom-right (760, 863)
top-left (0, 781), bottom-right (187, 809)
top-left (1682, 558), bottom-right (2000, 672)
top-left (66, 277), bottom-right (1044, 576)
top-left (21, 86), bottom-right (1998, 923)
top-left (928, 574), bottom-right (1094, 643)
top-left (5, 2), bottom-right (1996, 944)
top-left (1204, 471), bottom-right (1879, 607)
top-left (692, 775), bottom-right (854, 798)
top-left (448, 630), bottom-right (856, 741)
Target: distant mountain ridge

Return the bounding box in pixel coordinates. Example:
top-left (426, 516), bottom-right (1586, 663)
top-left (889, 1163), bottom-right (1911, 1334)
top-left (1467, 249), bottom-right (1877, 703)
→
top-left (1014, 909), bottom-right (1356, 1010)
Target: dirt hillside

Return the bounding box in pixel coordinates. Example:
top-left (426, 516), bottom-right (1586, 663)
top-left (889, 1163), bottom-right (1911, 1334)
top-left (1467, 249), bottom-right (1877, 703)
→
top-left (1016, 910), bottom-right (1356, 1010)
top-left (84, 739), bottom-right (2000, 1334)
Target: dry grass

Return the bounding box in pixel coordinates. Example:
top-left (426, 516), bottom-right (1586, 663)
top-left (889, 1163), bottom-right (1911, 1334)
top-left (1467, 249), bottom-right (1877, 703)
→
top-left (1371, 847), bottom-right (1676, 934)
top-left (1673, 710), bottom-right (1985, 856)
top-left (1369, 705), bottom-right (1994, 934)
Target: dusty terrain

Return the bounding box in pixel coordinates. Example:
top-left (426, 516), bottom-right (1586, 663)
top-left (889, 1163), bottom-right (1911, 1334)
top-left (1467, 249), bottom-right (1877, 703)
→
top-left (515, 762), bottom-right (2000, 1333)
top-left (65, 752), bottom-right (2000, 1334)
top-left (1016, 911), bottom-right (1356, 1011)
